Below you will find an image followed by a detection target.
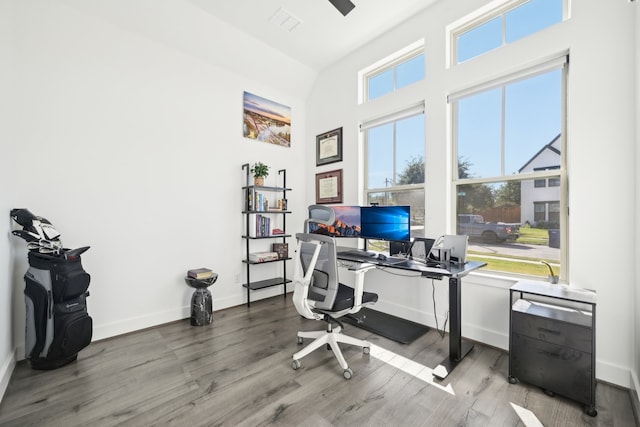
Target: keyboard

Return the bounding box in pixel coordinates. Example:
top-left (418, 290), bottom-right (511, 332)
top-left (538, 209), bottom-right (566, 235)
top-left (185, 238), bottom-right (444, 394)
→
top-left (338, 250), bottom-right (376, 258)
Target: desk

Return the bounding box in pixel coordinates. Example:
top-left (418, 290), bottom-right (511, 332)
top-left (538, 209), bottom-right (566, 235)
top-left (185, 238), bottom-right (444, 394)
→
top-left (336, 247), bottom-right (486, 380)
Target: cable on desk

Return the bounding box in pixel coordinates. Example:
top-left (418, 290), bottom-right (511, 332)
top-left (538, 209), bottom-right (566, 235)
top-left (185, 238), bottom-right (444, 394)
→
top-left (432, 279), bottom-right (449, 338)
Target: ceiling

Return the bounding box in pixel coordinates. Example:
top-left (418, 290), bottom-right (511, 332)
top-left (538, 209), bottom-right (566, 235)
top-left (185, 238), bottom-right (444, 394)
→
top-left (187, 0), bottom-right (439, 71)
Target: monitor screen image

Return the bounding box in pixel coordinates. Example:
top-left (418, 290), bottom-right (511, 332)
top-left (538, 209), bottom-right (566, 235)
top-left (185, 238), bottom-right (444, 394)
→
top-left (309, 205), bottom-right (361, 237)
top-left (360, 206), bottom-right (411, 242)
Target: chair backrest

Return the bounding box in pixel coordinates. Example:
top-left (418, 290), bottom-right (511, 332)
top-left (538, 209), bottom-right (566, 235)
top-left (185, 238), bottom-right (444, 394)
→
top-left (292, 233), bottom-right (340, 318)
top-left (304, 205), bottom-right (336, 233)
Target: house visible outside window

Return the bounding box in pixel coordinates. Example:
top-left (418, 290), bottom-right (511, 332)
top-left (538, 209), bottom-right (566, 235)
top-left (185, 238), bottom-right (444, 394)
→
top-left (451, 57), bottom-right (567, 279)
top-left (361, 42), bottom-right (425, 102)
top-left (452, 0), bottom-right (566, 64)
top-left (363, 108), bottom-right (426, 246)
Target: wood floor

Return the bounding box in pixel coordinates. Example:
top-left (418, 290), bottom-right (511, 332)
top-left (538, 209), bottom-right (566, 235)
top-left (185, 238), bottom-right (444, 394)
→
top-left (0, 296), bottom-right (637, 426)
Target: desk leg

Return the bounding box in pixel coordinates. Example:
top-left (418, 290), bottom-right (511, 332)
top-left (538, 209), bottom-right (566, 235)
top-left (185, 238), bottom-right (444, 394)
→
top-left (433, 276), bottom-right (474, 380)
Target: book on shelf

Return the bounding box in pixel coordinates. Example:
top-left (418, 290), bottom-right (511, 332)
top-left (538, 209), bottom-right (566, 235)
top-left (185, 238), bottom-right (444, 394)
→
top-left (248, 252), bottom-right (279, 263)
top-left (249, 214), bottom-right (272, 237)
top-left (272, 243), bottom-right (289, 259)
top-left (188, 268), bottom-right (213, 279)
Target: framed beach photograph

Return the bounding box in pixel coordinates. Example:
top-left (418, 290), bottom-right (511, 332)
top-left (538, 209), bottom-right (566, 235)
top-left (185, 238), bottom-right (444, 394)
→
top-left (316, 127), bottom-right (343, 166)
top-left (315, 169), bottom-right (343, 204)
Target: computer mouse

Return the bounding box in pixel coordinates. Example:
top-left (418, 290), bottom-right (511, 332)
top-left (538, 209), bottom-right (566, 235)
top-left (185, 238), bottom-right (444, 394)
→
top-left (377, 253), bottom-right (387, 260)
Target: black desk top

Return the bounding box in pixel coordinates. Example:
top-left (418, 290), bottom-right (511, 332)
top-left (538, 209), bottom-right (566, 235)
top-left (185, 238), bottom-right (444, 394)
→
top-left (336, 247), bottom-right (486, 279)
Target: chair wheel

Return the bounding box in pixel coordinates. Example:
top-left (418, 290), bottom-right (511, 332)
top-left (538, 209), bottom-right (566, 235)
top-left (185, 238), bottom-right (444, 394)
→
top-left (292, 359), bottom-right (301, 370)
top-left (296, 336), bottom-right (303, 345)
top-left (343, 368), bottom-right (353, 380)
top-left (363, 347), bottom-right (370, 355)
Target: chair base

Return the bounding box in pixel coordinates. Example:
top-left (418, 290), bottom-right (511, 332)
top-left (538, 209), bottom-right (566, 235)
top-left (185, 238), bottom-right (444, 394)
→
top-left (292, 325), bottom-right (371, 378)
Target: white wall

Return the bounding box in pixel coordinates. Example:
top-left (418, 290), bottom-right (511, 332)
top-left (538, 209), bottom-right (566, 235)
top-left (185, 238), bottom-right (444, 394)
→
top-left (634, 0), bottom-right (640, 405)
top-left (1, 0), bottom-right (315, 398)
top-left (306, 0), bottom-right (637, 388)
top-left (0, 0), bottom-right (17, 402)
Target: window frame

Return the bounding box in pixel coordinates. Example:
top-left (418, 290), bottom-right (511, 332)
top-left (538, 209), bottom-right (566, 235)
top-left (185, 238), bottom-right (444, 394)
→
top-left (450, 56), bottom-right (568, 281)
top-left (362, 109), bottom-right (426, 240)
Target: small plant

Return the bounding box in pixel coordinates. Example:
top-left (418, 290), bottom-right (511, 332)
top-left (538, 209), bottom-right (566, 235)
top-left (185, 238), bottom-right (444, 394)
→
top-left (250, 162), bottom-right (269, 179)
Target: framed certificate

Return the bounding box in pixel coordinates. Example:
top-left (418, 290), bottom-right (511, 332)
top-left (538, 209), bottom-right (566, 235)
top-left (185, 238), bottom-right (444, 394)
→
top-left (316, 127), bottom-right (343, 166)
top-left (315, 169), bottom-right (343, 204)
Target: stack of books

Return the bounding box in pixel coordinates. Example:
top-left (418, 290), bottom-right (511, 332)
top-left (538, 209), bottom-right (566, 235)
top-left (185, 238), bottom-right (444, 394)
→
top-left (248, 252), bottom-right (279, 263)
top-left (187, 268), bottom-right (214, 279)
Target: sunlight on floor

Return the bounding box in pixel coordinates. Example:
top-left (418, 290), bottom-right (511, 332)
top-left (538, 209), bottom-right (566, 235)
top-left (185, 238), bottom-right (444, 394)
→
top-left (369, 344), bottom-right (455, 395)
top-left (510, 403), bottom-right (544, 427)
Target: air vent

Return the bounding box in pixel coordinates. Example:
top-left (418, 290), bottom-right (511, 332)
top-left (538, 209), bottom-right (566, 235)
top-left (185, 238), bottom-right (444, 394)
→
top-left (269, 8), bottom-right (301, 32)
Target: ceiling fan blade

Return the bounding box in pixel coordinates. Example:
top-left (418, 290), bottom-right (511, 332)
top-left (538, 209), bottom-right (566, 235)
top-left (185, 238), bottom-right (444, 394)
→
top-left (328, 0), bottom-right (355, 16)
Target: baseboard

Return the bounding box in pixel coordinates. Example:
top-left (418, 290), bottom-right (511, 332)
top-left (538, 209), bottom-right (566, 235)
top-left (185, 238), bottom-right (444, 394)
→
top-left (630, 370), bottom-right (640, 425)
top-left (94, 287), bottom-right (290, 341)
top-left (0, 350), bottom-right (16, 404)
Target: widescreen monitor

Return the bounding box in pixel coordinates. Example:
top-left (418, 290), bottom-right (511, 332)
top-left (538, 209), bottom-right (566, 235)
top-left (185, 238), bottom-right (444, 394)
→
top-left (308, 205), bottom-right (361, 237)
top-left (360, 205), bottom-right (410, 242)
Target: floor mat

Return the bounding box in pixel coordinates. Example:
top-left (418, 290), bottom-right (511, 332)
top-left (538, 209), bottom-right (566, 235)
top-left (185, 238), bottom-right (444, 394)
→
top-left (344, 307), bottom-right (429, 344)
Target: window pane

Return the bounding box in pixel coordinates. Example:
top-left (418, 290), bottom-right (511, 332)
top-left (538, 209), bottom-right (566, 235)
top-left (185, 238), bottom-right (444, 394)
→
top-left (368, 69), bottom-right (394, 100)
top-left (457, 88), bottom-right (502, 178)
top-left (367, 123), bottom-right (394, 188)
top-left (505, 70), bottom-right (561, 174)
top-left (395, 114), bottom-right (426, 184)
top-left (456, 178), bottom-right (560, 278)
top-left (506, 0), bottom-right (563, 44)
top-left (367, 189), bottom-right (425, 238)
top-left (457, 16), bottom-right (502, 63)
top-left (397, 54), bottom-right (425, 90)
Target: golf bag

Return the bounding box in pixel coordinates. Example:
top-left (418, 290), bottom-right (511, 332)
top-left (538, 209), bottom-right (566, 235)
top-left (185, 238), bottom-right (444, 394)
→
top-left (11, 209), bottom-right (93, 370)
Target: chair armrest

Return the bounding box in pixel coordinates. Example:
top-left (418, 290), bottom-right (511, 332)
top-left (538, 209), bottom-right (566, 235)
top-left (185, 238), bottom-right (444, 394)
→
top-left (349, 264), bottom-right (376, 313)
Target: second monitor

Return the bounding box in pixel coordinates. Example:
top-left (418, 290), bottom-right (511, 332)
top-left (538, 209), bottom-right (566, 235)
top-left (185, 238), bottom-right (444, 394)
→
top-left (360, 205), bottom-right (410, 242)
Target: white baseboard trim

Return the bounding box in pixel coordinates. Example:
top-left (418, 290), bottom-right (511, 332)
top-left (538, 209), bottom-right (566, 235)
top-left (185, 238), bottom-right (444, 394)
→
top-left (0, 350), bottom-right (16, 404)
top-left (629, 369), bottom-right (639, 422)
top-left (93, 289), bottom-right (289, 341)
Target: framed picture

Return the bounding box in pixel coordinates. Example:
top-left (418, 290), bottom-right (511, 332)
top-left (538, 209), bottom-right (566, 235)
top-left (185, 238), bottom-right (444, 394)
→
top-left (315, 169), bottom-right (343, 204)
top-left (316, 127), bottom-right (343, 166)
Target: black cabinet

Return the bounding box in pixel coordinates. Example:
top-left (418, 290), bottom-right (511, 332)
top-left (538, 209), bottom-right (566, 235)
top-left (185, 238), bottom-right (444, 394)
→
top-left (241, 164), bottom-right (291, 307)
top-left (509, 280), bottom-right (597, 416)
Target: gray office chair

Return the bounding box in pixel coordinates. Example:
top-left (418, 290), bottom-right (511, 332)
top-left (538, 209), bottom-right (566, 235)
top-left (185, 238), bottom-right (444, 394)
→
top-left (291, 232), bottom-right (378, 379)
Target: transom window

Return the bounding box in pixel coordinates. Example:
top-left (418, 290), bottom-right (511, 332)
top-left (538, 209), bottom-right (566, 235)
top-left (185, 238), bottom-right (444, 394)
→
top-left (452, 0), bottom-right (566, 64)
top-left (360, 41), bottom-right (425, 103)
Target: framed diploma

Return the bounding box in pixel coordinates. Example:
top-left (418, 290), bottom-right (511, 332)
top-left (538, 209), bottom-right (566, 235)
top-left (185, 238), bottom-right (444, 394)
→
top-left (316, 127), bottom-right (343, 166)
top-left (315, 169), bottom-right (343, 204)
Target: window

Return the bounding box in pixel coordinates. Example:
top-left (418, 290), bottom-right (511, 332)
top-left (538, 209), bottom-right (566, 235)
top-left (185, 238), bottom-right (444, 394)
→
top-left (361, 42), bottom-right (425, 102)
top-left (363, 110), bottom-right (425, 245)
top-left (453, 0), bottom-right (565, 64)
top-left (451, 58), bottom-right (567, 280)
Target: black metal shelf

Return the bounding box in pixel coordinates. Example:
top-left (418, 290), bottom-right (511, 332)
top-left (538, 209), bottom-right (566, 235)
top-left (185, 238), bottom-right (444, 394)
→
top-left (241, 234), bottom-right (291, 240)
top-left (241, 163), bottom-right (291, 307)
top-left (242, 277), bottom-right (292, 291)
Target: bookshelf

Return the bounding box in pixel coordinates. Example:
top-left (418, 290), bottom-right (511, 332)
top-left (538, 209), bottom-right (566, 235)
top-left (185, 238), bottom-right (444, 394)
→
top-left (241, 163), bottom-right (292, 307)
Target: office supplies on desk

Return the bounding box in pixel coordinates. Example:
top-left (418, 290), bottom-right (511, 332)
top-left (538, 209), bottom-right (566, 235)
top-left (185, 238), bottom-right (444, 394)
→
top-left (443, 234), bottom-right (469, 263)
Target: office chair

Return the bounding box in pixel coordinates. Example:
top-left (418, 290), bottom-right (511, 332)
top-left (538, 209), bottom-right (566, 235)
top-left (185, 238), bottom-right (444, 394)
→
top-left (291, 232), bottom-right (378, 379)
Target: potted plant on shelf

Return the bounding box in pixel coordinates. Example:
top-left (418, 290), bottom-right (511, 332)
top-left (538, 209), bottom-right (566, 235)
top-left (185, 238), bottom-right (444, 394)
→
top-left (250, 162), bottom-right (269, 186)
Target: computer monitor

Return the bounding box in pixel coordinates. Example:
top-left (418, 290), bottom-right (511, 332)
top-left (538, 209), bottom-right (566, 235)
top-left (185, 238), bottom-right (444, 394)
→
top-left (360, 206), bottom-right (410, 242)
top-left (308, 205), bottom-right (361, 237)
